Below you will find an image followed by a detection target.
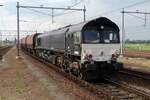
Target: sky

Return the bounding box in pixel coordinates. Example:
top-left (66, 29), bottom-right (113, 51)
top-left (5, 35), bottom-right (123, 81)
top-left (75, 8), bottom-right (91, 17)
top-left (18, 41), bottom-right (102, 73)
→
top-left (0, 0), bottom-right (150, 40)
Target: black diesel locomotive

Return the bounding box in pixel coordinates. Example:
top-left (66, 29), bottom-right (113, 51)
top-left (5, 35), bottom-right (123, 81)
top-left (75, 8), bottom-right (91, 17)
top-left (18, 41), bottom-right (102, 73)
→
top-left (21, 17), bottom-right (123, 81)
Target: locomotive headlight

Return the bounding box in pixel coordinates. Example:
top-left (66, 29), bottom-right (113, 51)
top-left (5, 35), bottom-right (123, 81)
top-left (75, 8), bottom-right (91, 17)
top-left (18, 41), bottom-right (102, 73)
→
top-left (82, 50), bottom-right (93, 61)
top-left (112, 50), bottom-right (120, 60)
top-left (100, 25), bottom-right (104, 29)
top-left (84, 54), bottom-right (93, 61)
top-left (74, 51), bottom-right (79, 55)
top-left (88, 54), bottom-right (93, 59)
top-left (115, 50), bottom-right (120, 56)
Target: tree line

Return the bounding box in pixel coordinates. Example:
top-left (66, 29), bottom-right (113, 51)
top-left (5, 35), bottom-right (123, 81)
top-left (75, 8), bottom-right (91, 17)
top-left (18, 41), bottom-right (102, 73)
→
top-left (125, 39), bottom-right (150, 44)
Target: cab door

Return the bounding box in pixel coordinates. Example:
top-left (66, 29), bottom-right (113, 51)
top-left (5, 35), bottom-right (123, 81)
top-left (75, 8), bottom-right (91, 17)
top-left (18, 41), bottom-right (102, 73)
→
top-left (73, 32), bottom-right (81, 55)
top-left (65, 29), bottom-right (72, 56)
top-left (65, 31), bottom-right (81, 56)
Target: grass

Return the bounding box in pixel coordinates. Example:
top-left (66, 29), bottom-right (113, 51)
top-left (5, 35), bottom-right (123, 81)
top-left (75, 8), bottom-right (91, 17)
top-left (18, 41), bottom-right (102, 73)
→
top-left (125, 43), bottom-right (150, 51)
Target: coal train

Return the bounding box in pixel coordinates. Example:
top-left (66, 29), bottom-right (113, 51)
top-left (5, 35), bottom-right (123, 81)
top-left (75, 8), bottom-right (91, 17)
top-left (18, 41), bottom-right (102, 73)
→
top-left (20, 17), bottom-right (123, 81)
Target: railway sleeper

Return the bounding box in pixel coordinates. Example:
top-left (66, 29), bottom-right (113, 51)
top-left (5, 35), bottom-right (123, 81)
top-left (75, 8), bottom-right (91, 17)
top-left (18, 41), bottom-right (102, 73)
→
top-left (100, 84), bottom-right (117, 90)
top-left (117, 94), bottom-right (140, 100)
top-left (111, 91), bottom-right (127, 96)
top-left (117, 97), bottom-right (139, 100)
top-left (107, 85), bottom-right (116, 89)
top-left (110, 89), bottom-right (120, 92)
top-left (118, 96), bottom-right (139, 100)
top-left (108, 86), bottom-right (144, 99)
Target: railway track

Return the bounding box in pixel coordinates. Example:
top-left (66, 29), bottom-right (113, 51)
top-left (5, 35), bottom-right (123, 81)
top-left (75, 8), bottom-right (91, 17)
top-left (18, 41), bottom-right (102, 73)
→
top-left (95, 82), bottom-right (143, 100)
top-left (118, 69), bottom-right (150, 97)
top-left (23, 50), bottom-right (150, 100)
top-left (102, 76), bottom-right (150, 100)
top-left (102, 68), bottom-right (150, 100)
top-left (23, 50), bottom-right (108, 99)
top-left (119, 69), bottom-right (150, 81)
top-left (0, 46), bottom-right (12, 59)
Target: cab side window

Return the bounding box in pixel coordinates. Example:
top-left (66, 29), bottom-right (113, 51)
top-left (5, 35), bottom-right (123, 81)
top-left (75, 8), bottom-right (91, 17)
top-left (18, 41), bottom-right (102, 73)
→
top-left (74, 32), bottom-right (81, 44)
top-left (37, 38), bottom-right (41, 46)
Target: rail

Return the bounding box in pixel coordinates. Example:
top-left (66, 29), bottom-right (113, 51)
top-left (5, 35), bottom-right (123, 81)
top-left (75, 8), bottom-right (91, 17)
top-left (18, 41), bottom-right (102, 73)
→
top-left (22, 50), bottom-right (111, 99)
top-left (22, 49), bottom-right (150, 100)
top-left (104, 76), bottom-right (150, 99)
top-left (0, 46), bottom-right (12, 60)
top-left (119, 69), bottom-right (150, 81)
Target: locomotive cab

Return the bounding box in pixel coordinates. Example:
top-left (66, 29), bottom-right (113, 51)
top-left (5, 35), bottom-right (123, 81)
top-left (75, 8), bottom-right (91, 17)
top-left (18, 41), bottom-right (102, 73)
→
top-left (80, 17), bottom-right (123, 80)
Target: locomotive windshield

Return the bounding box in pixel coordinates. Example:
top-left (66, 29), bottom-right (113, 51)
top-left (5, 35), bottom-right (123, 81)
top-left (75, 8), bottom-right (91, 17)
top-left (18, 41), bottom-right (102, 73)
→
top-left (84, 30), bottom-right (100, 43)
top-left (83, 26), bottom-right (119, 44)
top-left (101, 31), bottom-right (119, 43)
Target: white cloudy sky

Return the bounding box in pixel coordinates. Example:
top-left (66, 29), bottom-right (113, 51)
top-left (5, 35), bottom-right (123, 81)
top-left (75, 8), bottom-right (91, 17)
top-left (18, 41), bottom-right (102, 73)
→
top-left (0, 0), bottom-right (150, 40)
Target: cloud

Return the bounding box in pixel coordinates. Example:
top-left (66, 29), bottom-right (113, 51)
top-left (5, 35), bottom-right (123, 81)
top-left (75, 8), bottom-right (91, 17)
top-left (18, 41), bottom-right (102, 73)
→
top-left (0, 0), bottom-right (150, 40)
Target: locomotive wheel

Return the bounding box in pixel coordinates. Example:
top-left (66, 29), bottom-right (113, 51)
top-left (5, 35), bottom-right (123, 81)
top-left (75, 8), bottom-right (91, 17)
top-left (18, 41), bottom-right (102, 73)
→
top-left (63, 61), bottom-right (70, 73)
top-left (56, 56), bottom-right (64, 69)
top-left (78, 69), bottom-right (86, 80)
top-left (79, 72), bottom-right (83, 79)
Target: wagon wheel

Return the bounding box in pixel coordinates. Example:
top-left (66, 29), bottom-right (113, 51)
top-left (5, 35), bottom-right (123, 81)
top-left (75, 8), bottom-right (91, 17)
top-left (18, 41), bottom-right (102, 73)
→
top-left (56, 56), bottom-right (63, 69)
top-left (55, 56), bottom-right (59, 66)
top-left (79, 72), bottom-right (83, 79)
top-left (78, 69), bottom-right (85, 80)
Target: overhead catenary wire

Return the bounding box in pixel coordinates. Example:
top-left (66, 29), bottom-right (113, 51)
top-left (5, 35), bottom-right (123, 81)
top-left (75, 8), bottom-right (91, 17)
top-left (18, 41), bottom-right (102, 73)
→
top-left (18, 0), bottom-right (150, 32)
top-left (24, 7), bottom-right (77, 30)
top-left (21, 0), bottom-right (85, 20)
top-left (126, 13), bottom-right (149, 27)
top-left (20, 0), bottom-right (150, 31)
top-left (19, 3), bottom-right (85, 31)
top-left (26, 7), bottom-right (77, 17)
top-left (126, 12), bottom-right (150, 27)
top-left (126, 13), bottom-right (145, 20)
top-left (69, 0), bottom-right (84, 8)
top-left (87, 0), bottom-right (150, 20)
top-left (124, 0), bottom-right (150, 9)
top-left (25, 8), bottom-right (52, 16)
top-left (21, 0), bottom-right (85, 18)
top-left (122, 10), bottom-right (150, 28)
